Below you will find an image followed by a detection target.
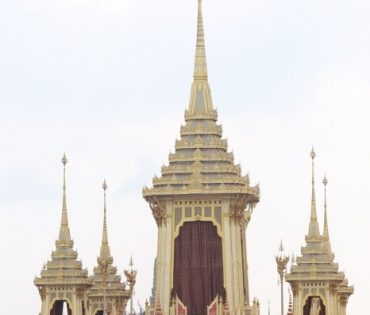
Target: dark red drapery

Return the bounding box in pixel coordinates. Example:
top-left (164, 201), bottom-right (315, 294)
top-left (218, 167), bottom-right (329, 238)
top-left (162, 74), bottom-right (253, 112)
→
top-left (50, 301), bottom-right (72, 315)
top-left (172, 221), bottom-right (226, 315)
top-left (303, 297), bottom-right (326, 315)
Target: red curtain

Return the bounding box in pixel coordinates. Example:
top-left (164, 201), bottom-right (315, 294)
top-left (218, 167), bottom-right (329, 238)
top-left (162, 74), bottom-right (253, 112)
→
top-left (303, 297), bottom-right (326, 315)
top-left (172, 221), bottom-right (226, 315)
top-left (50, 301), bottom-right (72, 315)
top-left (51, 301), bottom-right (63, 315)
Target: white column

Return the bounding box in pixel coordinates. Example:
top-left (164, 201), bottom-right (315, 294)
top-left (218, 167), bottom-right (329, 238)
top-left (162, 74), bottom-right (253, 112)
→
top-left (42, 293), bottom-right (49, 315)
top-left (292, 290), bottom-right (301, 315)
top-left (234, 223), bottom-right (244, 312)
top-left (230, 220), bottom-right (239, 314)
top-left (155, 225), bottom-right (163, 306)
top-left (223, 214), bottom-right (234, 315)
top-left (163, 216), bottom-right (173, 315)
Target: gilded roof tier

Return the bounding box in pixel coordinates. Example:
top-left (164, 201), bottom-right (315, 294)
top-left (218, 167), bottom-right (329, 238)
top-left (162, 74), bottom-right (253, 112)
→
top-left (143, 0), bottom-right (259, 200)
top-left (286, 151), bottom-right (353, 296)
top-left (34, 154), bottom-right (91, 287)
top-left (89, 180), bottom-right (128, 298)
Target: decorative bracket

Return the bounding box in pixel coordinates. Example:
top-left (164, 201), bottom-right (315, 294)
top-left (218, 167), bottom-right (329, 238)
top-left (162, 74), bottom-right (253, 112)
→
top-left (290, 283), bottom-right (300, 297)
top-left (229, 194), bottom-right (248, 224)
top-left (38, 286), bottom-right (47, 300)
top-left (147, 196), bottom-right (167, 227)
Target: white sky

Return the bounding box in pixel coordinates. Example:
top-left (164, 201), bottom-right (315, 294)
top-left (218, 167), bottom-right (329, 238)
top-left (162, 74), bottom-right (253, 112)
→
top-left (0, 0), bottom-right (369, 314)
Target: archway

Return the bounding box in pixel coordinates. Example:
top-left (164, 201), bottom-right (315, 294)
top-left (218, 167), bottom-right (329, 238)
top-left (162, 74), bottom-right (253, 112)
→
top-left (303, 296), bottom-right (326, 315)
top-left (50, 300), bottom-right (72, 315)
top-left (172, 221), bottom-right (226, 315)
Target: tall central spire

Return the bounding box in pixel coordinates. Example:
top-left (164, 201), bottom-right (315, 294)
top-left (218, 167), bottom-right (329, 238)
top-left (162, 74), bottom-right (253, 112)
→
top-left (186, 0), bottom-right (215, 115)
top-left (61, 153), bottom-right (68, 227)
top-left (310, 148), bottom-right (317, 222)
top-left (100, 179), bottom-right (111, 258)
top-left (306, 148), bottom-right (321, 240)
top-left (322, 175), bottom-right (329, 241)
top-left (322, 175), bottom-right (333, 256)
top-left (57, 153), bottom-right (72, 247)
top-left (194, 0), bottom-right (208, 81)
top-left (143, 0), bottom-right (260, 201)
top-left (142, 3), bottom-right (261, 315)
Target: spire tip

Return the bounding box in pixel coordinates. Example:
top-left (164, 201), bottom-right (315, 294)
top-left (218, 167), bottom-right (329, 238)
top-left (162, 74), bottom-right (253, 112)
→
top-left (279, 239), bottom-right (284, 252)
top-left (62, 153), bottom-right (68, 165)
top-left (103, 179), bottom-right (108, 191)
top-left (310, 147), bottom-right (316, 160)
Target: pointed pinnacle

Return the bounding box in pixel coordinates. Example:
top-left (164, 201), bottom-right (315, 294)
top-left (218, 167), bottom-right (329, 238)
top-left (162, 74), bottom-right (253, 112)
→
top-left (101, 179), bottom-right (109, 247)
top-left (323, 175), bottom-right (330, 244)
top-left (62, 153), bottom-right (68, 165)
top-left (61, 153), bottom-right (68, 227)
top-left (291, 253), bottom-right (296, 264)
top-left (193, 0), bottom-right (208, 80)
top-left (310, 147), bottom-right (316, 160)
top-left (310, 148), bottom-right (317, 222)
top-left (323, 175), bottom-right (328, 186)
top-left (279, 239), bottom-right (284, 252)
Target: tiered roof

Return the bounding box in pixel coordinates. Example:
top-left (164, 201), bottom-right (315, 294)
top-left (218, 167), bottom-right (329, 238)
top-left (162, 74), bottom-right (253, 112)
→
top-left (143, 0), bottom-right (259, 199)
top-left (88, 180), bottom-right (129, 299)
top-left (34, 154), bottom-right (92, 287)
top-left (286, 149), bottom-right (353, 292)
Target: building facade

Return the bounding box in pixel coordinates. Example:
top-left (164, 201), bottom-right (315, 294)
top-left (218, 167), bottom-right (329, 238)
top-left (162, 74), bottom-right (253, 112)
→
top-left (285, 150), bottom-right (354, 315)
top-left (34, 156), bottom-right (135, 315)
top-left (143, 1), bottom-right (260, 315)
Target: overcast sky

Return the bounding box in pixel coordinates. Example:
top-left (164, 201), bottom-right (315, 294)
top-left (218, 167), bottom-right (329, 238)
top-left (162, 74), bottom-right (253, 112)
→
top-left (0, 0), bottom-right (369, 314)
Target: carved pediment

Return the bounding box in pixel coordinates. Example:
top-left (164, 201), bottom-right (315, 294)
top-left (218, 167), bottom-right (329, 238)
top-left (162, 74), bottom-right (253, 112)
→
top-left (193, 148), bottom-right (203, 158)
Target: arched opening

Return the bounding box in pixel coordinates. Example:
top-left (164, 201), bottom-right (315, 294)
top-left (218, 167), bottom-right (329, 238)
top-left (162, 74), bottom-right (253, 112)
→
top-left (172, 221), bottom-right (226, 315)
top-left (95, 311), bottom-right (104, 315)
top-left (50, 300), bottom-right (72, 315)
top-left (303, 296), bottom-right (326, 315)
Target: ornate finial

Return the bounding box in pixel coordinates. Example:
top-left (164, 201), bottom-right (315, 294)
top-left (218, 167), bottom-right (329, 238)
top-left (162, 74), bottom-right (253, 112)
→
top-left (276, 240), bottom-right (289, 315)
top-left (103, 179), bottom-right (108, 191)
top-left (276, 240), bottom-right (289, 276)
top-left (129, 255), bottom-right (134, 269)
top-left (193, 0), bottom-right (208, 80)
top-left (279, 239), bottom-right (284, 253)
top-left (292, 253), bottom-right (296, 264)
top-left (323, 175), bottom-right (328, 186)
top-left (310, 147), bottom-right (316, 160)
top-left (124, 265), bottom-right (137, 290)
top-left (62, 153), bottom-right (68, 165)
